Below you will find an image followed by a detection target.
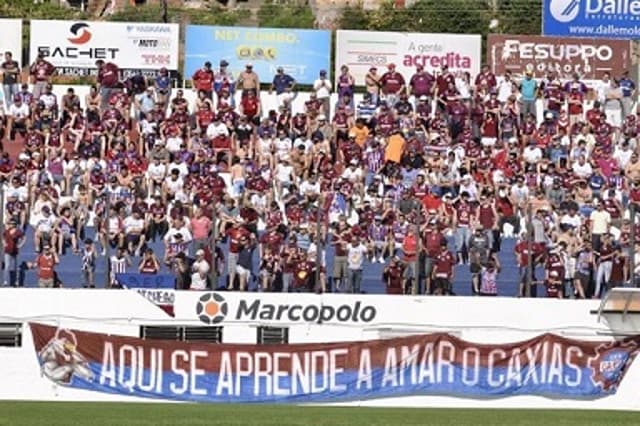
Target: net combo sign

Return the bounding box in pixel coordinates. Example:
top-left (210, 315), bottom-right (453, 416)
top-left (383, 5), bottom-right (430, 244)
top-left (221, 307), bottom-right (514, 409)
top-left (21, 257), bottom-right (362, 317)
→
top-left (335, 30), bottom-right (481, 85)
top-left (29, 20), bottom-right (180, 77)
top-left (543, 0), bottom-right (640, 39)
top-left (0, 19), bottom-right (23, 66)
top-left (31, 322), bottom-right (640, 403)
top-left (185, 25), bottom-right (331, 85)
top-left (487, 34), bottom-right (630, 80)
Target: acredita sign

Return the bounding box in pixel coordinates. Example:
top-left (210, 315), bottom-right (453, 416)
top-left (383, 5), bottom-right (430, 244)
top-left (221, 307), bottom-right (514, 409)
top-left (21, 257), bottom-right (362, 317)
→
top-left (487, 34), bottom-right (630, 79)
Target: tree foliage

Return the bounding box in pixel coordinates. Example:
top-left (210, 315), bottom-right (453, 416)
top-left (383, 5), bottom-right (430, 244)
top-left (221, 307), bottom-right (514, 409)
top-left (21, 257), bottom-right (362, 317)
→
top-left (107, 4), bottom-right (249, 26)
top-left (257, 2), bottom-right (316, 29)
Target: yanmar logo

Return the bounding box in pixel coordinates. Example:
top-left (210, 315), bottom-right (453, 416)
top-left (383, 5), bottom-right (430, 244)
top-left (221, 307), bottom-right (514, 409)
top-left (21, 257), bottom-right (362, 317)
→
top-left (68, 23), bottom-right (92, 45)
top-left (196, 294), bottom-right (378, 325)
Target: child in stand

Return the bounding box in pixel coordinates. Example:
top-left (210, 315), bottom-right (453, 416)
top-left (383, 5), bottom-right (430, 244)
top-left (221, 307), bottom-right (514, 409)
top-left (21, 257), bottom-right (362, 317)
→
top-left (81, 239), bottom-right (96, 288)
top-left (479, 257), bottom-right (501, 296)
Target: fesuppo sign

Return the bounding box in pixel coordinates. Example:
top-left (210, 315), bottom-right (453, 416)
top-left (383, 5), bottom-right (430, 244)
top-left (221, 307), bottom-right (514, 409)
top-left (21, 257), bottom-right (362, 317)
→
top-left (196, 293), bottom-right (377, 325)
top-left (487, 34), bottom-right (630, 79)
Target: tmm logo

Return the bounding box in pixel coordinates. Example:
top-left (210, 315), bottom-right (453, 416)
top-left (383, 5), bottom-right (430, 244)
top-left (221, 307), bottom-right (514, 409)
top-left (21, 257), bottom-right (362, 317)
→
top-left (549, 0), bottom-right (640, 22)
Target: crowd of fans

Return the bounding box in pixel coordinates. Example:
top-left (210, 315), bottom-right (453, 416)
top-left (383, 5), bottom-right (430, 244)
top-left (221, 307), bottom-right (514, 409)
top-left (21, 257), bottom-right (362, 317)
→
top-left (1, 50), bottom-right (639, 299)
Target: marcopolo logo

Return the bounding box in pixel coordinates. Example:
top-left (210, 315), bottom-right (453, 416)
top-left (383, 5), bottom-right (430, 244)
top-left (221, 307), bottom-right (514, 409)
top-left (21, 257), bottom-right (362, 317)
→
top-left (196, 293), bottom-right (378, 325)
top-left (68, 23), bottom-right (92, 45)
top-left (196, 293), bottom-right (228, 324)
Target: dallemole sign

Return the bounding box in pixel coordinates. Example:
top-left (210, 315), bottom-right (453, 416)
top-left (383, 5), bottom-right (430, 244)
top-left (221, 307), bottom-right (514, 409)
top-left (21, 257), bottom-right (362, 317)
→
top-left (487, 34), bottom-right (630, 80)
top-left (31, 323), bottom-right (640, 403)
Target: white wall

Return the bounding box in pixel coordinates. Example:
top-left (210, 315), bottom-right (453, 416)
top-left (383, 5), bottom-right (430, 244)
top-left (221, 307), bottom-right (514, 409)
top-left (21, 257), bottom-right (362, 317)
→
top-left (0, 289), bottom-right (639, 409)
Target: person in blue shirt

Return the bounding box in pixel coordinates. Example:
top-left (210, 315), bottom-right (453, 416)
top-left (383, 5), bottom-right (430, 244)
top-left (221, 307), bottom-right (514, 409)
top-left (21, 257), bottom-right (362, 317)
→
top-left (270, 67), bottom-right (296, 109)
top-left (519, 70), bottom-right (538, 121)
top-left (618, 70), bottom-right (636, 119)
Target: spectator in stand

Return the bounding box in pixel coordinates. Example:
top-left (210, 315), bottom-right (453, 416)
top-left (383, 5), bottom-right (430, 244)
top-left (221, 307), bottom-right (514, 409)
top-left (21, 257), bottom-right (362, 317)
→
top-left (270, 66), bottom-right (296, 108)
top-left (237, 63), bottom-right (260, 97)
top-left (365, 66), bottom-right (381, 106)
top-left (27, 244), bottom-right (59, 288)
top-left (29, 53), bottom-right (55, 100)
top-left (139, 248), bottom-right (161, 275)
top-left (95, 60), bottom-right (120, 111)
top-left (1, 51), bottom-right (20, 110)
top-left (383, 256), bottom-right (405, 295)
top-left (3, 219), bottom-right (25, 287)
top-left (618, 70), bottom-right (636, 119)
top-left (6, 94), bottom-right (29, 140)
top-left (190, 249), bottom-right (210, 290)
top-left (192, 61), bottom-right (214, 100)
top-left (81, 239), bottom-right (97, 288)
top-left (313, 70), bottom-right (332, 118)
top-left (380, 63), bottom-right (405, 108)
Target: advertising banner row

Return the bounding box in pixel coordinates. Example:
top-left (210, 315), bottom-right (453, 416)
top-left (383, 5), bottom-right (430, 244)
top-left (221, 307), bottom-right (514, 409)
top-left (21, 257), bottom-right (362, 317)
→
top-left (0, 18), bottom-right (633, 83)
top-left (31, 322), bottom-right (640, 403)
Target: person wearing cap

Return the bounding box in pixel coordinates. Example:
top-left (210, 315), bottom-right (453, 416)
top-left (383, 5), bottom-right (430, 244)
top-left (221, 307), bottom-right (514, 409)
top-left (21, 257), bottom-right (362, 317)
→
top-left (29, 52), bottom-right (55, 101)
top-left (269, 66), bottom-right (296, 107)
top-left (3, 219), bottom-right (25, 287)
top-left (432, 238), bottom-right (455, 295)
top-left (192, 61), bottom-right (214, 100)
top-left (409, 64), bottom-right (435, 102)
top-left (380, 63), bottom-right (406, 108)
top-left (138, 247), bottom-right (161, 275)
top-left (337, 65), bottom-right (355, 108)
top-left (7, 92), bottom-right (29, 141)
top-left (26, 243), bottom-right (59, 288)
top-left (214, 59), bottom-right (236, 106)
top-left (189, 249), bottom-right (211, 291)
top-left (365, 66), bottom-right (381, 106)
top-left (313, 69), bottom-right (332, 118)
top-left (383, 256), bottom-right (406, 295)
top-left (237, 63), bottom-right (260, 98)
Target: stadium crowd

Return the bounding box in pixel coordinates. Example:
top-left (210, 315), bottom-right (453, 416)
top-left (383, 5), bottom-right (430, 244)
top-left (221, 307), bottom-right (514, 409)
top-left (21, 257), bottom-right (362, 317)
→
top-left (1, 51), bottom-right (639, 299)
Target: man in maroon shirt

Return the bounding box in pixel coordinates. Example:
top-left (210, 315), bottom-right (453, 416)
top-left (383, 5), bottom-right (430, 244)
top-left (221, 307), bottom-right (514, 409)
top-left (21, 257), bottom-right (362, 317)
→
top-left (95, 59), bottom-right (120, 111)
top-left (432, 239), bottom-right (455, 295)
top-left (3, 219), bottom-right (25, 287)
top-left (226, 222), bottom-right (253, 290)
top-left (192, 61), bottom-right (214, 99)
top-left (379, 63), bottom-right (406, 108)
top-left (409, 65), bottom-right (435, 101)
top-left (29, 53), bottom-right (55, 100)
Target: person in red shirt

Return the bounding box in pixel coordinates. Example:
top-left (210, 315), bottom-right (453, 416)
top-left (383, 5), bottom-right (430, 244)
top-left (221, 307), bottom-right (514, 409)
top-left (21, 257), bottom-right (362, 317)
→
top-left (401, 228), bottom-right (419, 294)
top-left (29, 53), bottom-right (56, 100)
top-left (26, 244), bottom-right (59, 288)
top-left (383, 256), bottom-right (406, 295)
top-left (432, 239), bottom-right (455, 295)
top-left (379, 63), bottom-right (406, 107)
top-left (192, 61), bottom-right (214, 99)
top-left (226, 222), bottom-right (253, 290)
top-left (3, 219), bottom-right (25, 287)
top-left (240, 90), bottom-right (261, 122)
top-left (95, 60), bottom-right (120, 111)
top-left (422, 219), bottom-right (443, 295)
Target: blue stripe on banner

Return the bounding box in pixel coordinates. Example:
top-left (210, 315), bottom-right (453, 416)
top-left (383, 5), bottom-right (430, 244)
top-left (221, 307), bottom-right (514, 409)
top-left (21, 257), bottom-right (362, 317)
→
top-left (66, 363), bottom-right (603, 403)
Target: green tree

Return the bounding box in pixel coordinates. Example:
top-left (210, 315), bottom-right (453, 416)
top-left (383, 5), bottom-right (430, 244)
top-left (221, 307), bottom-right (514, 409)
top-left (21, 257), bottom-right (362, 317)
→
top-left (495, 0), bottom-right (543, 35)
top-left (257, 2), bottom-right (315, 29)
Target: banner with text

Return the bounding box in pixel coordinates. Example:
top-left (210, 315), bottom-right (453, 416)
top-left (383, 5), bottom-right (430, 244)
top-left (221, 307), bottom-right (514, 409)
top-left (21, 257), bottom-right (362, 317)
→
top-left (0, 19), bottom-right (23, 67)
top-left (487, 34), bottom-right (630, 80)
top-left (335, 30), bottom-right (481, 85)
top-left (185, 25), bottom-right (331, 85)
top-left (543, 0), bottom-right (640, 39)
top-left (117, 273), bottom-right (175, 317)
top-left (30, 323), bottom-right (640, 403)
top-left (29, 20), bottom-right (180, 78)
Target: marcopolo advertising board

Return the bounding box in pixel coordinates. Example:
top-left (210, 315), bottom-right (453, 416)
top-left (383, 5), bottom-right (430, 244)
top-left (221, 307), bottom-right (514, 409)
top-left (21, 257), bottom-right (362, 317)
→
top-left (335, 30), bottom-right (481, 85)
top-left (30, 322), bottom-right (640, 403)
top-left (192, 292), bottom-right (377, 325)
top-left (29, 20), bottom-right (180, 77)
top-left (487, 34), bottom-right (631, 80)
top-left (543, 0), bottom-right (640, 39)
top-left (184, 25), bottom-right (331, 85)
top-left (0, 19), bottom-right (23, 66)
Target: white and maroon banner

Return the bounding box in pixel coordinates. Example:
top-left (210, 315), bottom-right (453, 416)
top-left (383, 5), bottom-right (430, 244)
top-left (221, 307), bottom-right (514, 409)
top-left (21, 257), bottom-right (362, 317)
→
top-left (487, 34), bottom-right (631, 80)
top-left (29, 20), bottom-right (179, 78)
top-left (31, 322), bottom-right (640, 403)
top-left (335, 30), bottom-right (481, 84)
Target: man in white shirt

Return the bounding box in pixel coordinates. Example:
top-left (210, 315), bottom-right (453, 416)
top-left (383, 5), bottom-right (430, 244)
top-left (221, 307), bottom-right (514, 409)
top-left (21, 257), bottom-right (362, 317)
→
top-left (146, 158), bottom-right (167, 195)
top-left (206, 115), bottom-right (229, 139)
top-left (7, 95), bottom-right (29, 139)
top-left (191, 249), bottom-right (210, 290)
top-left (590, 201), bottom-right (611, 252)
top-left (613, 141), bottom-right (633, 169)
top-left (313, 70), bottom-right (332, 118)
top-left (522, 141), bottom-right (542, 164)
top-left (596, 72), bottom-right (612, 104)
top-left (572, 155), bottom-right (593, 179)
top-left (346, 235), bottom-right (368, 294)
top-left (124, 210), bottom-right (146, 256)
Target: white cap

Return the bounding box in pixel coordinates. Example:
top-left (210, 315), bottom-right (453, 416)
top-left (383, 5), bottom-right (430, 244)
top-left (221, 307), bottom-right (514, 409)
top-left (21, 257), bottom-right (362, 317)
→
top-left (317, 114), bottom-right (326, 121)
top-left (196, 249), bottom-right (205, 256)
top-left (545, 112), bottom-right (553, 119)
top-left (350, 159), bottom-right (358, 165)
